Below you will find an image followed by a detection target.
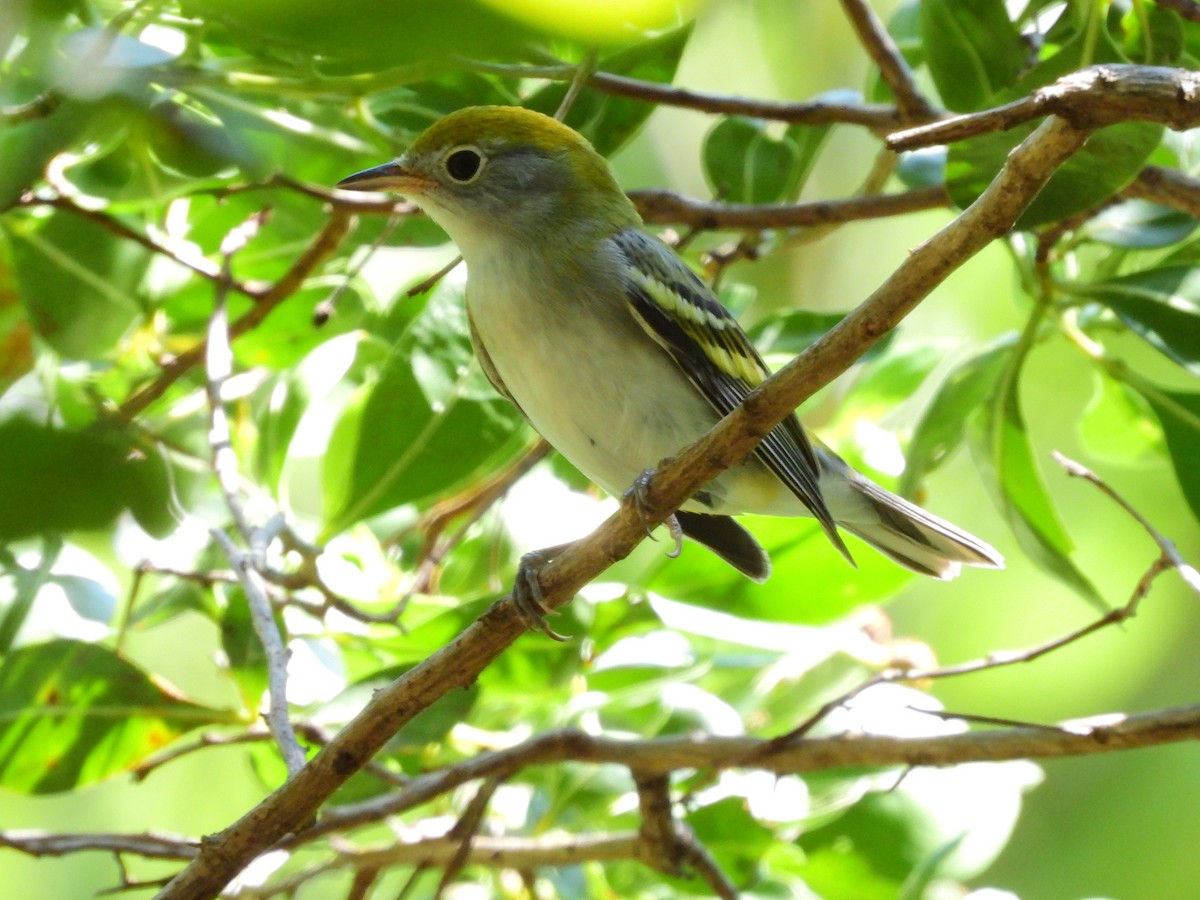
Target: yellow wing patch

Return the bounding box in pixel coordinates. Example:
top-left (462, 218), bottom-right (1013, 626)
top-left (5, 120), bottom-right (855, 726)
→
top-left (631, 270), bottom-right (767, 388)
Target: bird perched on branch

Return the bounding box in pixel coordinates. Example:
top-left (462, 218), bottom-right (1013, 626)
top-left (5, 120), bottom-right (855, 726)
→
top-left (338, 106), bottom-right (1002, 635)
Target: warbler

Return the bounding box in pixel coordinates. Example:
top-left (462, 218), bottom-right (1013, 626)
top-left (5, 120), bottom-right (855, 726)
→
top-left (337, 106), bottom-right (1002, 625)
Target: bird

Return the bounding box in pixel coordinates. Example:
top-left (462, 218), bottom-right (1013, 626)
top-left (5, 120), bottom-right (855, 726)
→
top-left (337, 105), bottom-right (1002, 633)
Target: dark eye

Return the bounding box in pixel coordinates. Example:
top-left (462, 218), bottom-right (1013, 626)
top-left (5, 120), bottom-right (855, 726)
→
top-left (445, 148), bottom-right (482, 182)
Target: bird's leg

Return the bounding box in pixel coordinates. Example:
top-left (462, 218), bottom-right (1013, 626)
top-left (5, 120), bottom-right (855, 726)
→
top-left (512, 544), bottom-right (571, 642)
top-left (627, 469), bottom-right (683, 559)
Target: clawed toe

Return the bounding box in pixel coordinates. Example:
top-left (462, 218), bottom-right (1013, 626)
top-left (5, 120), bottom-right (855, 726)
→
top-left (512, 548), bottom-right (569, 642)
top-left (626, 469), bottom-right (683, 559)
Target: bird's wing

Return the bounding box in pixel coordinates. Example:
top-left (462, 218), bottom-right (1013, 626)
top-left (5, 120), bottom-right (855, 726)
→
top-left (468, 305), bottom-right (528, 418)
top-left (612, 229), bottom-right (845, 553)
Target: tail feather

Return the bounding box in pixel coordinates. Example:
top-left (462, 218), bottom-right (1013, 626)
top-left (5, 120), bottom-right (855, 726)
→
top-left (676, 511), bottom-right (772, 582)
top-left (835, 478), bottom-right (1004, 580)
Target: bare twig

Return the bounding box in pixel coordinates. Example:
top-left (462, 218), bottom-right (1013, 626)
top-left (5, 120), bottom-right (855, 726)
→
top-left (204, 215), bottom-right (307, 778)
top-left (1052, 452), bottom-right (1200, 595)
top-left (555, 50), bottom-right (599, 121)
top-left (457, 58), bottom-right (914, 131)
top-left (633, 184), bottom-right (949, 229)
top-left (0, 93), bottom-right (61, 124)
top-left (131, 724), bottom-right (407, 787)
top-left (16, 194), bottom-right (261, 297)
top-left (888, 64), bottom-right (1200, 151)
top-left (433, 777), bottom-right (501, 898)
top-left (0, 831), bottom-right (197, 861)
top-left (838, 0), bottom-right (941, 121)
top-left (1122, 165), bottom-right (1200, 218)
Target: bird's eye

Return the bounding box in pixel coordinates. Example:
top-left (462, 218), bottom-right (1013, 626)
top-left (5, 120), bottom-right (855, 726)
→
top-left (444, 147), bottom-right (483, 183)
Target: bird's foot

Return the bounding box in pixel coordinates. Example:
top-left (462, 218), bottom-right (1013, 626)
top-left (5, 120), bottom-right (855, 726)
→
top-left (512, 546), bottom-right (570, 642)
top-left (627, 469), bottom-right (683, 559)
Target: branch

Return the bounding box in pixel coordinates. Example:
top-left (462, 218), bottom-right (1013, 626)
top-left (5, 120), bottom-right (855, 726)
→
top-left (888, 64), bottom-right (1200, 151)
top-left (268, 703), bottom-right (1200, 852)
top-left (838, 0), bottom-right (941, 121)
top-left (631, 185), bottom-right (948, 229)
top-left (458, 59), bottom-right (916, 131)
top-left (0, 831), bottom-right (196, 861)
top-left (1123, 164), bottom-right (1200, 217)
top-left (156, 114), bottom-right (1093, 900)
top-left (17, 194), bottom-right (261, 298)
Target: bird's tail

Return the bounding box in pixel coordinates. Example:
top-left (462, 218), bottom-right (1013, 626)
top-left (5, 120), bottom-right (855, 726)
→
top-left (825, 465), bottom-right (1004, 579)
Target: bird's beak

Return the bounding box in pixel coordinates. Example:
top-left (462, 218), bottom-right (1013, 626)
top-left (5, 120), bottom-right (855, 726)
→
top-left (336, 160), bottom-right (433, 195)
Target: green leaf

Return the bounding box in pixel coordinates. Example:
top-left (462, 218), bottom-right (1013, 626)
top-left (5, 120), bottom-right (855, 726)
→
top-left (919, 0), bottom-right (1026, 111)
top-left (0, 640), bottom-right (233, 793)
top-left (702, 116), bottom-right (804, 204)
top-left (967, 368), bottom-right (1104, 609)
top-left (945, 27), bottom-right (1162, 227)
top-left (685, 798), bottom-right (775, 885)
top-left (9, 207), bottom-right (149, 359)
top-left (1138, 385), bottom-right (1200, 524)
top-left (1078, 372), bottom-right (1162, 465)
top-left (1076, 200), bottom-right (1199, 248)
top-left (1121, 3), bottom-right (1184, 65)
top-left (0, 231), bottom-right (33, 396)
top-left (1076, 265), bottom-right (1200, 374)
top-left (321, 277), bottom-right (526, 535)
top-left (899, 337), bottom-right (1016, 496)
top-left (525, 25), bottom-right (692, 157)
top-left (0, 418), bottom-right (172, 542)
top-left (0, 538), bottom-right (62, 654)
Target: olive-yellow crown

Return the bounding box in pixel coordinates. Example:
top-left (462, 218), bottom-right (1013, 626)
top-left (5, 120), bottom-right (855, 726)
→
top-left (404, 106), bottom-right (641, 233)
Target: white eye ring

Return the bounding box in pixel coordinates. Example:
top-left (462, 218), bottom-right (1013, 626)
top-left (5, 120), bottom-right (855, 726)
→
top-left (443, 145), bottom-right (485, 183)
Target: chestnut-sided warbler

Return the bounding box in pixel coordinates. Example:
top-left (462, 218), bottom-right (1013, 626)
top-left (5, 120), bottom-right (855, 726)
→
top-left (338, 106), bottom-right (1001, 622)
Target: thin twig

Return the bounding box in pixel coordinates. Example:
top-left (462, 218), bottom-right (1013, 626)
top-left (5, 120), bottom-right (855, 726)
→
top-left (433, 777), bottom-right (501, 898)
top-left (1052, 452), bottom-right (1200, 594)
top-left (838, 0), bottom-right (941, 121)
top-left (633, 184), bottom-right (948, 229)
top-left (888, 64), bottom-right (1200, 151)
top-left (469, 56), bottom-right (913, 129)
top-left (204, 212), bottom-right (306, 778)
top-left (16, 194), bottom-right (261, 297)
top-left (1123, 165), bottom-right (1200, 217)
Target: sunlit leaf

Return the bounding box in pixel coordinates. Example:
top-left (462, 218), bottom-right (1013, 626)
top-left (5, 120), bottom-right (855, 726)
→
top-left (900, 337), bottom-right (1016, 496)
top-left (967, 367), bottom-right (1104, 609)
top-left (1078, 372), bottom-right (1162, 465)
top-left (0, 640), bottom-right (234, 793)
top-left (10, 208), bottom-right (149, 359)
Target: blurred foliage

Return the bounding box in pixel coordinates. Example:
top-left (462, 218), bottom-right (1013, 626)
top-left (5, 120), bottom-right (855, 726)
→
top-left (0, 0), bottom-right (1198, 898)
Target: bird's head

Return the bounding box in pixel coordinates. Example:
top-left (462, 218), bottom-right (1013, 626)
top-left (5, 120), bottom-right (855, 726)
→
top-left (337, 105), bottom-right (640, 252)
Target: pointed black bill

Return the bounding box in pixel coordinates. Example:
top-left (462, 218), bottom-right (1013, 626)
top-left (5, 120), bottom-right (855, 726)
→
top-left (336, 161), bottom-right (412, 192)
